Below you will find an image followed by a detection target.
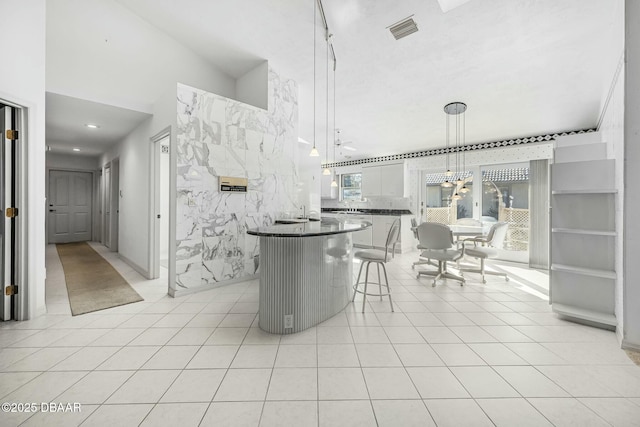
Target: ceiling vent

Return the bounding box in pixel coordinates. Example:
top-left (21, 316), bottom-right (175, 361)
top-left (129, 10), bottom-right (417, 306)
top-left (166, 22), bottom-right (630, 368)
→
top-left (388, 16), bottom-right (418, 40)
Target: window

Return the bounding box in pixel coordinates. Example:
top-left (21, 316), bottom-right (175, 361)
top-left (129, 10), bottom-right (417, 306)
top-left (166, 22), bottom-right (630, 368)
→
top-left (341, 173), bottom-right (362, 201)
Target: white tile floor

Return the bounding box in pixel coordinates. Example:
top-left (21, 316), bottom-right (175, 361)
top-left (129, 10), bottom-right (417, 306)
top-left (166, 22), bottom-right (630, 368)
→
top-left (1, 243), bottom-right (639, 426)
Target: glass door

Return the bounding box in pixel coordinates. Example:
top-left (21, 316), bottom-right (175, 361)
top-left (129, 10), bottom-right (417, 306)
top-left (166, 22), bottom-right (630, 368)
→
top-left (480, 163), bottom-right (530, 262)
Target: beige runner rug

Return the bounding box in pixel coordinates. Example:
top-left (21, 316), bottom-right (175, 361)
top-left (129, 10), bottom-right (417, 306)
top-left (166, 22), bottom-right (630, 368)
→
top-left (56, 242), bottom-right (143, 315)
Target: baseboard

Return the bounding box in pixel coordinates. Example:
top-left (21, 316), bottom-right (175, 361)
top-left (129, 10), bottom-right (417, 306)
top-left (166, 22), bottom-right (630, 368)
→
top-left (171, 274), bottom-right (259, 298)
top-left (622, 339), bottom-right (640, 352)
top-left (118, 253), bottom-right (152, 279)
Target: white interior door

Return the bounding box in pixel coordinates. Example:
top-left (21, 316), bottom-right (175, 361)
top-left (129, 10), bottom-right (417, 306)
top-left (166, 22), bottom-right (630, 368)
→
top-left (48, 170), bottom-right (93, 243)
top-left (151, 133), bottom-right (170, 279)
top-left (1, 106), bottom-right (16, 320)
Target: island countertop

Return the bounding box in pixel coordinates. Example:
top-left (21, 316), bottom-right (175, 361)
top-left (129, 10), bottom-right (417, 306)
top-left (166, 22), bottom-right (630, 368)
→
top-left (247, 218), bottom-right (371, 237)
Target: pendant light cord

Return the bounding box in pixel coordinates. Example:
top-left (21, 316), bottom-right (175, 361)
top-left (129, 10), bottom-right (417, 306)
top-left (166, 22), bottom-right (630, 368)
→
top-left (325, 30), bottom-right (329, 165)
top-left (446, 113), bottom-right (450, 172)
top-left (462, 110), bottom-right (466, 176)
top-left (456, 110), bottom-right (460, 177)
top-left (333, 49), bottom-right (337, 170)
top-left (313, 0), bottom-right (316, 151)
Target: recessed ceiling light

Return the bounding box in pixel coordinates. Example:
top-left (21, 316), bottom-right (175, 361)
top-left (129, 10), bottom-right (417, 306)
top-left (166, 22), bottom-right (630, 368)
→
top-left (73, 148), bottom-right (81, 152)
top-left (85, 124), bottom-right (100, 129)
top-left (297, 137), bottom-right (310, 145)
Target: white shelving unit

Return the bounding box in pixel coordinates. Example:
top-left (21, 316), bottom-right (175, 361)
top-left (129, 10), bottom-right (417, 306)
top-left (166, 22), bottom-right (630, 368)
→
top-left (550, 132), bottom-right (617, 327)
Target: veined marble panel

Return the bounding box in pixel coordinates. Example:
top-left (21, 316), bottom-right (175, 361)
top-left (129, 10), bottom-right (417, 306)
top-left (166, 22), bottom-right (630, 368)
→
top-left (245, 129), bottom-right (263, 152)
top-left (175, 67), bottom-right (299, 290)
top-left (176, 260), bottom-right (202, 290)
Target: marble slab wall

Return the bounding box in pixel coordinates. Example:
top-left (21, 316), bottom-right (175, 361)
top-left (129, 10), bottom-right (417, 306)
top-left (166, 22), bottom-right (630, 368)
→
top-left (175, 68), bottom-right (299, 290)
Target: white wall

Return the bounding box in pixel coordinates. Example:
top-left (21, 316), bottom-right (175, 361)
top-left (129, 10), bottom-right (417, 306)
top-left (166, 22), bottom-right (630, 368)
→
top-left (46, 152), bottom-right (99, 170)
top-left (624, 0), bottom-right (640, 350)
top-left (46, 0), bottom-right (236, 112)
top-left (101, 120), bottom-right (151, 271)
top-left (236, 62), bottom-right (268, 111)
top-left (89, 0), bottom-right (239, 279)
top-left (0, 0), bottom-right (47, 319)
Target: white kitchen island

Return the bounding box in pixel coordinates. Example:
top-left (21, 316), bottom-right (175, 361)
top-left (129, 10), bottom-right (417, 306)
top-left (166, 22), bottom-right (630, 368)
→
top-left (247, 218), bottom-right (371, 334)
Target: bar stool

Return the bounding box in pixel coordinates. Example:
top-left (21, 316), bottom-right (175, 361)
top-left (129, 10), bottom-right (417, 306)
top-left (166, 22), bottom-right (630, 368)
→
top-left (351, 219), bottom-right (400, 313)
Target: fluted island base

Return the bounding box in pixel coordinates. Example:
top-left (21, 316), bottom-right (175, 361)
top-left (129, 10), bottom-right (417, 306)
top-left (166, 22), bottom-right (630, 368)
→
top-left (258, 233), bottom-right (353, 334)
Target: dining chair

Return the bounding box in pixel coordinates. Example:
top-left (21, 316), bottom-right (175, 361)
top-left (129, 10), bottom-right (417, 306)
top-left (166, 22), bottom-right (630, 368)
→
top-left (461, 221), bottom-right (506, 247)
top-left (415, 222), bottom-right (465, 286)
top-left (351, 219), bottom-right (400, 312)
top-left (460, 222), bottom-right (509, 283)
top-left (411, 218), bottom-right (433, 270)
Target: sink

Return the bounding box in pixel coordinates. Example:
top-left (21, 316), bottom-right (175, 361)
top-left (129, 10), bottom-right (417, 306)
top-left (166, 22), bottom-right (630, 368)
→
top-left (331, 211), bottom-right (365, 215)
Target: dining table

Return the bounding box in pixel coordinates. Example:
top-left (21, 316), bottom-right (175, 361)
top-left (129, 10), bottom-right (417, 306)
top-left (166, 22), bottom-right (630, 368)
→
top-left (448, 223), bottom-right (493, 238)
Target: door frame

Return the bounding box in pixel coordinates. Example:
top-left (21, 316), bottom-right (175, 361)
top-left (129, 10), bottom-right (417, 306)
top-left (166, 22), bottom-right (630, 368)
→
top-left (45, 168), bottom-right (97, 244)
top-left (101, 159), bottom-right (119, 252)
top-left (148, 127), bottom-right (175, 294)
top-left (0, 98), bottom-right (27, 321)
top-left (102, 163), bottom-right (111, 248)
top-left (110, 158), bottom-right (119, 253)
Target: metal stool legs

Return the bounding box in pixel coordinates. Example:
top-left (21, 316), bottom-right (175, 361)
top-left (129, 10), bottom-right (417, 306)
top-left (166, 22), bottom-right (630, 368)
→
top-left (352, 260), bottom-right (394, 313)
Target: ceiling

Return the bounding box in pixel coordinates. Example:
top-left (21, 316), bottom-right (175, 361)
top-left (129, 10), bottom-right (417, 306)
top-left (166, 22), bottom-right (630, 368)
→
top-left (46, 92), bottom-right (151, 156)
top-left (46, 0), bottom-right (621, 161)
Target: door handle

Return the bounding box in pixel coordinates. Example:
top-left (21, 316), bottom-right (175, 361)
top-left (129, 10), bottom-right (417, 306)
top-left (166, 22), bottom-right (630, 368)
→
top-left (49, 209), bottom-right (56, 212)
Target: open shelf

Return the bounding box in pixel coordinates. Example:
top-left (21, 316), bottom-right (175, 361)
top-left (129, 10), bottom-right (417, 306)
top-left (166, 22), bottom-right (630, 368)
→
top-left (552, 303), bottom-right (617, 326)
top-left (552, 189), bottom-right (617, 195)
top-left (551, 263), bottom-right (616, 280)
top-left (551, 228), bottom-right (616, 236)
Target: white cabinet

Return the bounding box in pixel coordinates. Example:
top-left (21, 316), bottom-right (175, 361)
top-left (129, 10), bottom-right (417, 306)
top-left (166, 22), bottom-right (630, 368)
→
top-left (361, 167), bottom-right (381, 197)
top-left (550, 132), bottom-right (617, 328)
top-left (321, 174), bottom-right (337, 199)
top-left (380, 163), bottom-right (405, 197)
top-left (362, 162), bottom-right (407, 198)
top-left (372, 216), bottom-right (397, 248)
top-left (371, 215), bottom-right (414, 253)
top-left (322, 212), bottom-right (414, 253)
top-left (322, 213), bottom-right (372, 247)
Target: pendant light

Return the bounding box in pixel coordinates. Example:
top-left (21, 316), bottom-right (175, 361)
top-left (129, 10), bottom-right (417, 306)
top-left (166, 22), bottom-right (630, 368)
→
top-left (444, 102), bottom-right (467, 199)
top-left (309, 0), bottom-right (319, 157)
